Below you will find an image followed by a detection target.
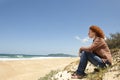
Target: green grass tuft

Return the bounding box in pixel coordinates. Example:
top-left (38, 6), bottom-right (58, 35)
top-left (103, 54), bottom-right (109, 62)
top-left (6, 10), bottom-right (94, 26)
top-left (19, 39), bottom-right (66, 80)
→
top-left (38, 70), bottom-right (59, 80)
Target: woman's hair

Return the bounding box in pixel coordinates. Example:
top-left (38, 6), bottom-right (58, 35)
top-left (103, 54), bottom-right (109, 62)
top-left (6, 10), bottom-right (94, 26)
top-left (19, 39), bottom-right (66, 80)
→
top-left (89, 25), bottom-right (105, 39)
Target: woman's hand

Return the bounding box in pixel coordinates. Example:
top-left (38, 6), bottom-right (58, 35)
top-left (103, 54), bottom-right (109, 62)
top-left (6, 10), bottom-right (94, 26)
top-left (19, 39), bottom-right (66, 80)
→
top-left (78, 47), bottom-right (84, 56)
top-left (79, 47), bottom-right (84, 53)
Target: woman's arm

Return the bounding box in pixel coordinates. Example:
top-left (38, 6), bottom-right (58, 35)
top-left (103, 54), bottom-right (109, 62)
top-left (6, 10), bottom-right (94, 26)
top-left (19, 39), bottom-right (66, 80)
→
top-left (80, 37), bottom-right (105, 53)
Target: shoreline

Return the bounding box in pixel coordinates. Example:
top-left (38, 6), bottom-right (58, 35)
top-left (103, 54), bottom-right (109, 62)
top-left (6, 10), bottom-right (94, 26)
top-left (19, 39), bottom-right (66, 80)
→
top-left (0, 57), bottom-right (77, 61)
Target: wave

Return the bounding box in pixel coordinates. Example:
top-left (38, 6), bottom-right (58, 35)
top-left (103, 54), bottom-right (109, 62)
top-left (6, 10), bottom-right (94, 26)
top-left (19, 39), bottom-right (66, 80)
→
top-left (0, 57), bottom-right (71, 61)
top-left (0, 54), bottom-right (74, 61)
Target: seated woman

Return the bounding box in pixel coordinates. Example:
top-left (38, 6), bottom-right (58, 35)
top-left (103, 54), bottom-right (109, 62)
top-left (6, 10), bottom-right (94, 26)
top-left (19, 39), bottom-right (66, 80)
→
top-left (72, 25), bottom-right (112, 79)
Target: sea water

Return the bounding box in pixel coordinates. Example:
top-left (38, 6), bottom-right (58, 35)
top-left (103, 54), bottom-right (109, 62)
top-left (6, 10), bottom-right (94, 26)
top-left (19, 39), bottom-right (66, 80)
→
top-left (0, 54), bottom-right (71, 61)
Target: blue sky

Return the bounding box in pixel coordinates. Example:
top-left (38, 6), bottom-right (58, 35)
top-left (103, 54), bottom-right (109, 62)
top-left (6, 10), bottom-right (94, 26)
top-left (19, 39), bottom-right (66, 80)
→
top-left (0, 0), bottom-right (120, 55)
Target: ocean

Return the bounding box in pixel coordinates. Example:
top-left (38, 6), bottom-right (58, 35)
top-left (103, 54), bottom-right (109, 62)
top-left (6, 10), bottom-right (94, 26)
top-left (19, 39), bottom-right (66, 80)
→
top-left (0, 54), bottom-right (74, 61)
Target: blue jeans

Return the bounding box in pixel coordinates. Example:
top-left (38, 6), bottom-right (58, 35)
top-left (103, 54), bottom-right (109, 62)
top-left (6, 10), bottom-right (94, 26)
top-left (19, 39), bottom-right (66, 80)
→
top-left (76, 51), bottom-right (110, 75)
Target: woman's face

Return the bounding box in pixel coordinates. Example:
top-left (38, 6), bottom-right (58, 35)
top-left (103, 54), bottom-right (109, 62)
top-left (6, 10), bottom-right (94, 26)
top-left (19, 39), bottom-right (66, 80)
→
top-left (88, 29), bottom-right (96, 38)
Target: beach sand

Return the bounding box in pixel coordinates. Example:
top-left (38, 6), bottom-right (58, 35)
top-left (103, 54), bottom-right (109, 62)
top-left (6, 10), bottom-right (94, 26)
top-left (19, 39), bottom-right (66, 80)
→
top-left (0, 57), bottom-right (79, 80)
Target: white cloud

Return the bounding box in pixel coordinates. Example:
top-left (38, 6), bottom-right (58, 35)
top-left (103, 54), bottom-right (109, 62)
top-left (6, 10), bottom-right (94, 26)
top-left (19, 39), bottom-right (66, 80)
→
top-left (75, 36), bottom-right (81, 41)
top-left (75, 36), bottom-right (91, 43)
top-left (82, 37), bottom-right (89, 43)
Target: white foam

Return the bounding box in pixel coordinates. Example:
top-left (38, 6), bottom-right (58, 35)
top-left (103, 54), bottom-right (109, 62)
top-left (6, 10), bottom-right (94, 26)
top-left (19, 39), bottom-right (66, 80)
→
top-left (0, 57), bottom-right (71, 61)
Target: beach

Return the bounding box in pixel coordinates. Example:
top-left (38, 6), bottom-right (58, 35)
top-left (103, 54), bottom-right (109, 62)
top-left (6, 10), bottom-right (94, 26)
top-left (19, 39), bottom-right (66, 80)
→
top-left (0, 57), bottom-right (79, 80)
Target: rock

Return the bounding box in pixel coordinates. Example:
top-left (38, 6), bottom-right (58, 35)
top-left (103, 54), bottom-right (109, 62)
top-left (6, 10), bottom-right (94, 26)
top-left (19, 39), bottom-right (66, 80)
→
top-left (51, 71), bottom-right (71, 80)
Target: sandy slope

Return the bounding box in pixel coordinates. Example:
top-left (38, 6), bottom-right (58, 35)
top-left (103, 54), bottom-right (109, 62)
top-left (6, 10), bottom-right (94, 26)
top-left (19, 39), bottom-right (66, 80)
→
top-left (0, 57), bottom-right (78, 80)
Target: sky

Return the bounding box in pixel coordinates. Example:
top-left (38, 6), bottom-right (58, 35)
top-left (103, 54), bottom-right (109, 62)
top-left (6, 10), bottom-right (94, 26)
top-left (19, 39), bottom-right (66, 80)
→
top-left (0, 0), bottom-right (120, 55)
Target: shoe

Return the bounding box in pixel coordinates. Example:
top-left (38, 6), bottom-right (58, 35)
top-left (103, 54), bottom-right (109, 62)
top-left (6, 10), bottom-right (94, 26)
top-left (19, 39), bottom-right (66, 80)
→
top-left (71, 71), bottom-right (77, 76)
top-left (71, 74), bottom-right (84, 79)
top-left (71, 72), bottom-right (87, 79)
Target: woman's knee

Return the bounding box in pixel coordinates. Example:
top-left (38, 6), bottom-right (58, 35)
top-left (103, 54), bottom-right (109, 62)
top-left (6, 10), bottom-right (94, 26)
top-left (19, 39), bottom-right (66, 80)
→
top-left (81, 51), bottom-right (92, 56)
top-left (81, 50), bottom-right (87, 54)
top-left (80, 51), bottom-right (87, 57)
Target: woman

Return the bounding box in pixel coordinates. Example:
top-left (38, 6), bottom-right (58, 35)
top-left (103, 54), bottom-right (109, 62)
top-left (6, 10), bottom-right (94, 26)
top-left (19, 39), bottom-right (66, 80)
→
top-left (72, 25), bottom-right (112, 79)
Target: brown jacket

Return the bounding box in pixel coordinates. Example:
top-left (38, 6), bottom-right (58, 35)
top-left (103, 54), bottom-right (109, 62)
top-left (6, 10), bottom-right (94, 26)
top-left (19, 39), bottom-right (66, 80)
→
top-left (82, 37), bottom-right (112, 64)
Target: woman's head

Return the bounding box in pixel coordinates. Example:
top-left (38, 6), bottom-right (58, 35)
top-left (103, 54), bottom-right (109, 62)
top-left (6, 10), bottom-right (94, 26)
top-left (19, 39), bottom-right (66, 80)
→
top-left (88, 25), bottom-right (105, 39)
